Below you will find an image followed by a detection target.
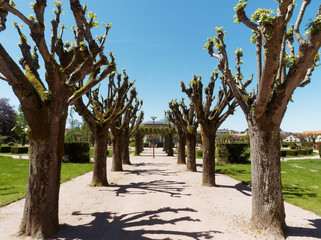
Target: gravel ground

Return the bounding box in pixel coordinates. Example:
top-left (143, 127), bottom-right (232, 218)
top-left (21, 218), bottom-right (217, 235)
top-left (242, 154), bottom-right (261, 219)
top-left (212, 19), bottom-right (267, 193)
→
top-left (0, 148), bottom-right (320, 240)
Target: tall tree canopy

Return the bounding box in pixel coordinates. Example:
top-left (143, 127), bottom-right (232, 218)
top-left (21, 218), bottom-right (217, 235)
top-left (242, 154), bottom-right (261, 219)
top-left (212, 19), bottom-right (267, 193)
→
top-left (0, 0), bottom-right (116, 237)
top-left (0, 98), bottom-right (16, 138)
top-left (205, 0), bottom-right (321, 238)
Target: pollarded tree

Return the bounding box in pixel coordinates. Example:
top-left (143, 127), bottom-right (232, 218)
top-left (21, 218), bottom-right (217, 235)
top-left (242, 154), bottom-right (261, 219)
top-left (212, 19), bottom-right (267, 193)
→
top-left (121, 103), bottom-right (144, 165)
top-left (0, 1), bottom-right (115, 237)
top-left (111, 91), bottom-right (143, 171)
top-left (165, 110), bottom-right (186, 164)
top-left (205, 0), bottom-right (321, 238)
top-left (180, 73), bottom-right (240, 186)
top-left (74, 70), bottom-right (136, 186)
top-left (169, 98), bottom-right (198, 172)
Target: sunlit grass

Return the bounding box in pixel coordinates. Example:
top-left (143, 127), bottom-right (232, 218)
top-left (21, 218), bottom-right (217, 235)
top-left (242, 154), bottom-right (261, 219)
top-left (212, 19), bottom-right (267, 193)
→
top-left (216, 159), bottom-right (321, 216)
top-left (0, 156), bottom-right (93, 207)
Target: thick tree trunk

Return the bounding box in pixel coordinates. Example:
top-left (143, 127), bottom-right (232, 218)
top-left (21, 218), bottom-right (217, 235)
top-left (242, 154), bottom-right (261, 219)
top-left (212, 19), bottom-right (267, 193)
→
top-left (177, 132), bottom-right (186, 164)
top-left (201, 127), bottom-right (216, 186)
top-left (18, 113), bottom-right (67, 238)
top-left (167, 133), bottom-right (174, 156)
top-left (91, 125), bottom-right (109, 186)
top-left (122, 129), bottom-right (131, 165)
top-left (111, 130), bottom-right (123, 171)
top-left (186, 132), bottom-right (197, 172)
top-left (248, 118), bottom-right (286, 238)
top-left (134, 132), bottom-right (143, 155)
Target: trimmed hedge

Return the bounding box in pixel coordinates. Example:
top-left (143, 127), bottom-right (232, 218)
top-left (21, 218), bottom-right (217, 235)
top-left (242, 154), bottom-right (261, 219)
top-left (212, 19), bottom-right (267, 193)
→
top-left (216, 143), bottom-right (250, 164)
top-left (64, 142), bottom-right (90, 163)
top-left (281, 148), bottom-right (313, 157)
top-left (143, 142), bottom-right (150, 147)
top-left (196, 150), bottom-right (203, 157)
top-left (302, 142), bottom-right (313, 148)
top-left (11, 147), bottom-right (29, 154)
top-left (0, 146), bottom-right (11, 153)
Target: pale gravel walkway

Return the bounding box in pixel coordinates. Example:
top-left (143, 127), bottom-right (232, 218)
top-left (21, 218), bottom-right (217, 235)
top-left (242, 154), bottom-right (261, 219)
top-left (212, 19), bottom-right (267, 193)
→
top-left (0, 148), bottom-right (320, 240)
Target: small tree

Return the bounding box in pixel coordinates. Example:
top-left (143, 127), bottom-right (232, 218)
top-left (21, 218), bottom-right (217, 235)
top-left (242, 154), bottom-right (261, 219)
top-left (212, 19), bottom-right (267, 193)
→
top-left (111, 91), bottom-right (142, 171)
top-left (205, 0), bottom-right (321, 237)
top-left (121, 103), bottom-right (144, 165)
top-left (168, 98), bottom-right (198, 172)
top-left (74, 70), bottom-right (136, 186)
top-left (0, 1), bottom-right (116, 237)
top-left (0, 98), bottom-right (17, 139)
top-left (306, 133), bottom-right (318, 149)
top-left (180, 73), bottom-right (238, 186)
top-left (165, 110), bottom-right (186, 164)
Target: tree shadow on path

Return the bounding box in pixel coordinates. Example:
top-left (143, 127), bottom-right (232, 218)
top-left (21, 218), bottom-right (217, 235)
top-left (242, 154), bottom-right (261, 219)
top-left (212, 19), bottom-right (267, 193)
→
top-left (104, 180), bottom-right (191, 198)
top-left (216, 182), bottom-right (252, 197)
top-left (285, 218), bottom-right (321, 239)
top-left (49, 207), bottom-right (222, 240)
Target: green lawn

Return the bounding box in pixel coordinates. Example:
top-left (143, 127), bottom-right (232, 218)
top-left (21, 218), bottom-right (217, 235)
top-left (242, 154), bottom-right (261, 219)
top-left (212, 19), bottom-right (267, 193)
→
top-left (0, 156), bottom-right (93, 207)
top-left (216, 159), bottom-right (321, 216)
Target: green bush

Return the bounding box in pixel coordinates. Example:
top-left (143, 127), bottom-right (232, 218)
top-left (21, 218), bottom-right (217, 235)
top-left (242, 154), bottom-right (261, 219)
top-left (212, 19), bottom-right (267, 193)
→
top-left (11, 147), bottom-right (29, 154)
top-left (302, 142), bottom-right (313, 148)
top-left (297, 148), bottom-right (313, 155)
top-left (280, 150), bottom-right (287, 157)
top-left (196, 150), bottom-right (203, 157)
top-left (157, 142), bottom-right (164, 148)
top-left (64, 142), bottom-right (90, 163)
top-left (0, 146), bottom-right (11, 153)
top-left (7, 142), bottom-right (15, 146)
top-left (285, 149), bottom-right (298, 156)
top-left (216, 143), bottom-right (250, 164)
top-left (282, 143), bottom-right (289, 148)
top-left (143, 142), bottom-right (150, 147)
top-left (129, 141), bottom-right (135, 147)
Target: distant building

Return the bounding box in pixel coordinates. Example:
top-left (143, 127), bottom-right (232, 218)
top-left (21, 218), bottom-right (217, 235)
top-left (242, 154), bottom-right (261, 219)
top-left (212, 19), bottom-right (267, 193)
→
top-left (217, 128), bottom-right (229, 136)
top-left (141, 121), bottom-right (170, 146)
top-left (283, 134), bottom-right (300, 142)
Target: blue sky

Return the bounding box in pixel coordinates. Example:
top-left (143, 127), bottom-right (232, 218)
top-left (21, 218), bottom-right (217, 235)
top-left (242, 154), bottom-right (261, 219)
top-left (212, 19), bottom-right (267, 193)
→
top-left (0, 0), bottom-right (320, 132)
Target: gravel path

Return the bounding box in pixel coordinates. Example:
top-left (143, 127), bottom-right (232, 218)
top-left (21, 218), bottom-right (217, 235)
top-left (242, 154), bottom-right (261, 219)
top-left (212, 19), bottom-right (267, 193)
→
top-left (0, 148), bottom-right (320, 239)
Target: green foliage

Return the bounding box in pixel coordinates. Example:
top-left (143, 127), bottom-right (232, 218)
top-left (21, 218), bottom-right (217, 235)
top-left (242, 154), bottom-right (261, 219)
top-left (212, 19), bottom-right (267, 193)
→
top-left (196, 150), bottom-right (203, 157)
top-left (305, 15), bottom-right (321, 36)
top-left (7, 142), bottom-right (15, 146)
top-left (143, 142), bottom-right (150, 147)
top-left (216, 142), bottom-right (250, 163)
top-left (251, 8), bottom-right (275, 26)
top-left (0, 146), bottom-right (11, 153)
top-left (64, 142), bottom-right (90, 163)
top-left (11, 147), bottom-right (28, 154)
top-left (233, 0), bottom-right (248, 11)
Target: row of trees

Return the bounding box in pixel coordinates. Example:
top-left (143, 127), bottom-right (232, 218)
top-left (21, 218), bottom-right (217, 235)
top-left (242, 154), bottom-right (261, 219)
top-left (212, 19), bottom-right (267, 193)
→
top-left (0, 1), bottom-right (142, 238)
top-left (165, 0), bottom-right (321, 238)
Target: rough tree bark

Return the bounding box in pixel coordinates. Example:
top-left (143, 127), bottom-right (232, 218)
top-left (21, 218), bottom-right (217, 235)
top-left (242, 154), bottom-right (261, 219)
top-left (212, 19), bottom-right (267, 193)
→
top-left (205, 0), bottom-right (321, 237)
top-left (111, 128), bottom-right (123, 171)
top-left (0, 1), bottom-right (116, 237)
top-left (91, 125), bottom-right (109, 186)
top-left (176, 131), bottom-right (186, 164)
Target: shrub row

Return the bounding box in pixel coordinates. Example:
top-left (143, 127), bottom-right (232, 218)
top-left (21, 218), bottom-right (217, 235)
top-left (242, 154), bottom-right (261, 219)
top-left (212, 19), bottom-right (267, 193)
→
top-left (216, 143), bottom-right (250, 164)
top-left (0, 146), bottom-right (29, 153)
top-left (281, 148), bottom-right (313, 157)
top-left (64, 142), bottom-right (90, 163)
